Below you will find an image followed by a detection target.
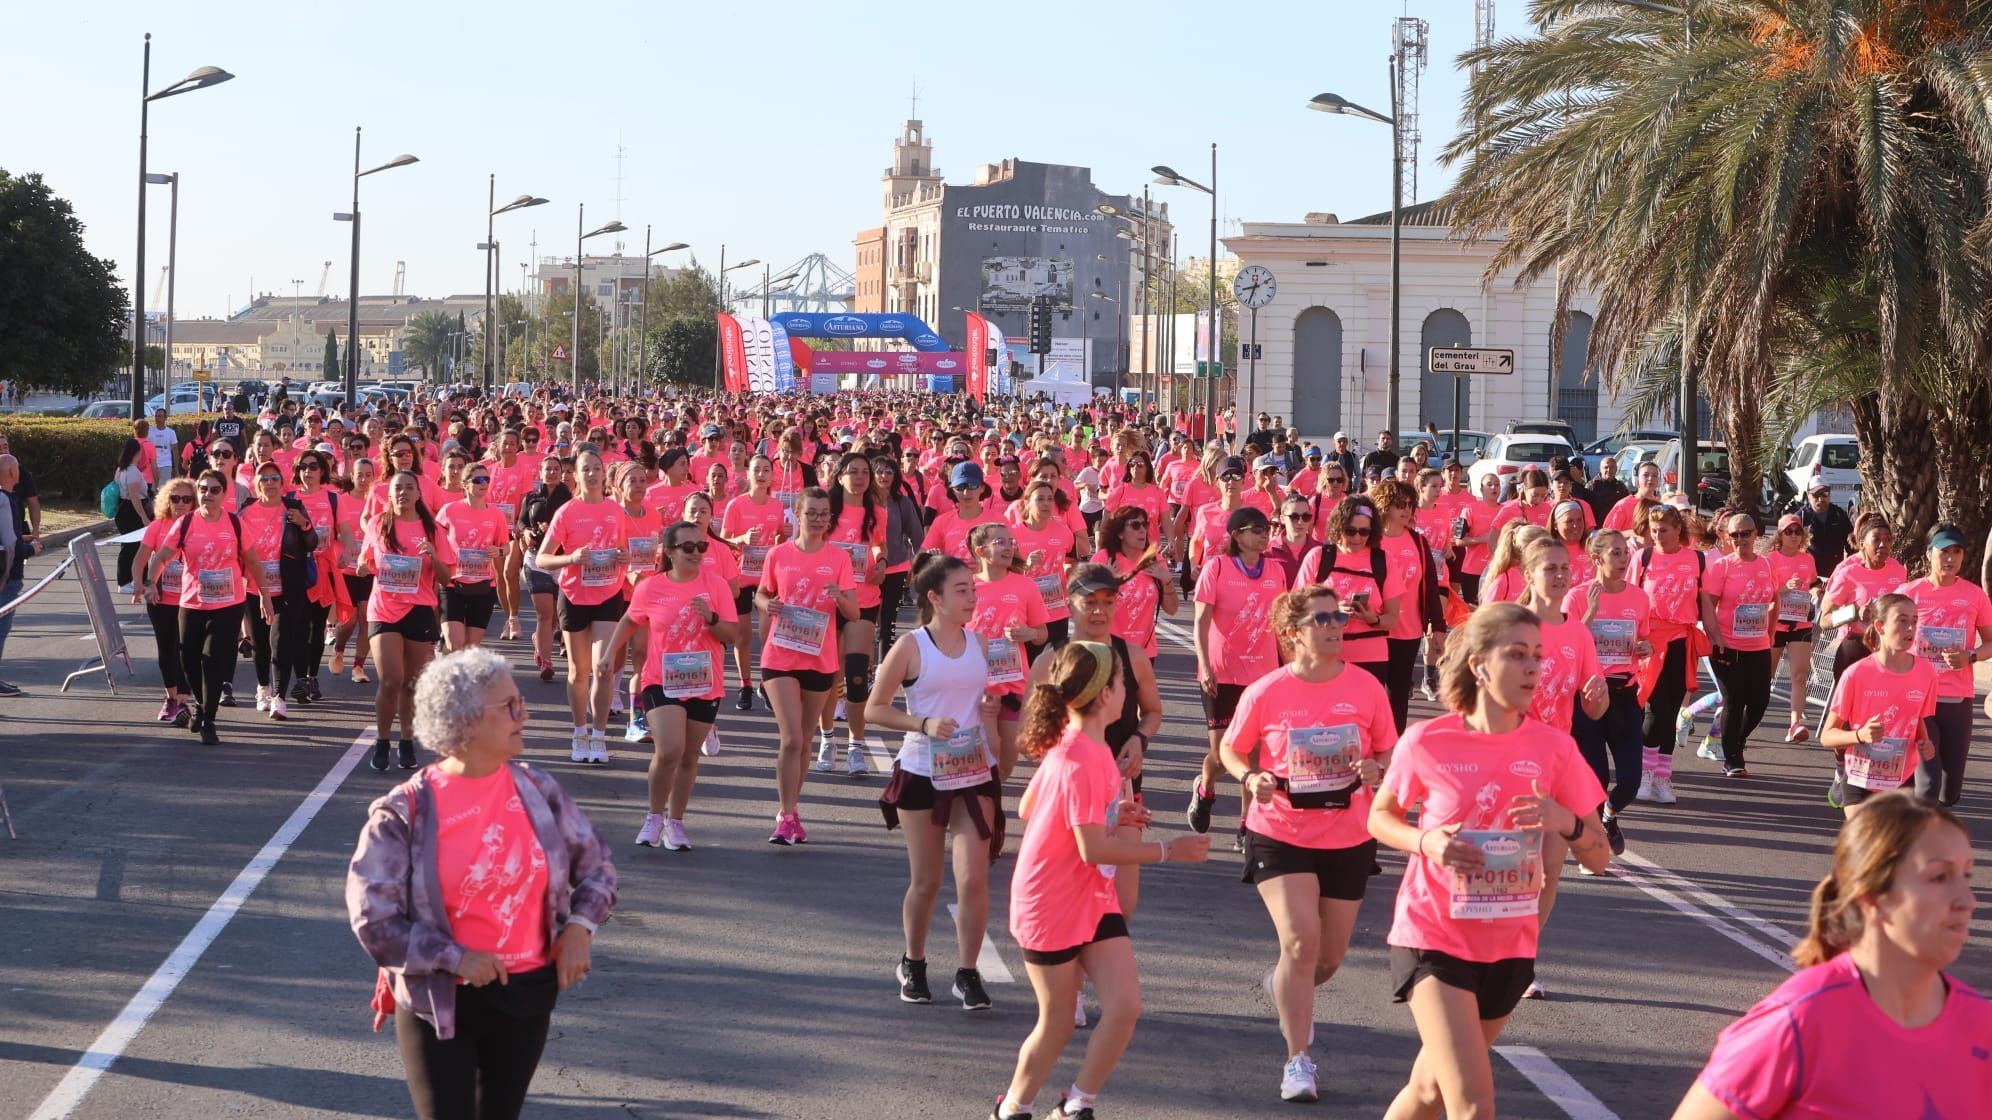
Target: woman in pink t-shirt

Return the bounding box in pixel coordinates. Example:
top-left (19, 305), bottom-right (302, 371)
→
top-left (607, 519), bottom-right (740, 852)
top-left (1899, 523), bottom-right (1992, 807)
top-left (1563, 529), bottom-right (1651, 849)
top-left (969, 521), bottom-right (1050, 779)
top-left (1632, 503), bottom-right (1709, 803)
top-left (606, 461), bottom-right (662, 740)
top-left (1188, 504), bottom-right (1287, 840)
top-left (720, 455), bottom-right (788, 702)
top-left (1368, 602), bottom-right (1610, 1120)
top-left (1010, 480), bottom-right (1081, 645)
top-left (1765, 513), bottom-right (1822, 743)
top-left (130, 478), bottom-right (199, 726)
top-left (1674, 793), bottom-right (1984, 1120)
top-left (1093, 507), bottom-right (1178, 661)
top-left (1454, 472), bottom-right (1503, 601)
top-left (1701, 510), bottom-right (1778, 777)
top-left (359, 469), bottom-right (457, 770)
top-left (1819, 514), bottom-right (1906, 683)
top-left (1820, 594), bottom-right (1937, 818)
top-left (1218, 585), bottom-right (1397, 1103)
top-left (435, 466), bottom-right (513, 652)
top-left (537, 449), bottom-right (630, 765)
top-left (994, 642), bottom-right (1211, 1120)
top-left (818, 453), bottom-right (889, 773)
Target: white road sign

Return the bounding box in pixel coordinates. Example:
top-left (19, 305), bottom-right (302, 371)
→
top-left (1427, 347), bottom-right (1515, 375)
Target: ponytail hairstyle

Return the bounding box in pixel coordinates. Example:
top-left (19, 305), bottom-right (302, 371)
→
top-left (1862, 591), bottom-right (1918, 652)
top-left (1483, 522), bottom-right (1551, 590)
top-left (1017, 641), bottom-right (1120, 761)
top-left (1586, 527), bottom-right (1627, 568)
top-left (1437, 601), bottom-right (1540, 715)
top-left (1793, 790), bottom-right (1967, 967)
top-left (912, 555), bottom-right (970, 625)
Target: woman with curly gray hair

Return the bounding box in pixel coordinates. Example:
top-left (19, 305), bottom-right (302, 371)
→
top-left (347, 646), bottom-right (617, 1120)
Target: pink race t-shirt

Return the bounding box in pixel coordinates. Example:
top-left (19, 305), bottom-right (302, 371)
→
top-left (141, 517), bottom-right (186, 607)
top-left (970, 571), bottom-right (1051, 695)
top-left (1010, 516), bottom-right (1076, 622)
top-left (362, 517), bottom-right (456, 623)
top-left (1562, 581), bottom-right (1652, 679)
top-left (1008, 727), bottom-right (1124, 954)
top-left (1378, 528), bottom-right (1430, 639)
top-left (1193, 555), bottom-right (1285, 685)
top-left (1295, 545), bottom-right (1404, 665)
top-left (827, 503), bottom-right (887, 609)
top-left (627, 567), bottom-right (738, 701)
top-left (1767, 549), bottom-right (1820, 633)
top-left (542, 497), bottom-right (628, 607)
top-left (1634, 546), bottom-right (1704, 625)
top-left (1457, 498), bottom-right (1500, 576)
top-left (921, 506), bottom-right (1005, 563)
top-left (1223, 665), bottom-right (1398, 850)
top-left (1705, 554), bottom-right (1777, 651)
top-left (1491, 499), bottom-right (1551, 535)
top-left (616, 505), bottom-right (665, 583)
top-left (1097, 549), bottom-right (1164, 659)
top-left (173, 512), bottom-right (246, 608)
top-left (428, 766), bottom-right (550, 974)
top-left (756, 540), bottom-right (855, 674)
top-left (1531, 616), bottom-right (1604, 731)
top-left (1105, 481), bottom-right (1168, 529)
top-left (1899, 576), bottom-right (1992, 701)
top-left (1825, 556), bottom-right (1907, 633)
top-left (237, 500), bottom-right (287, 597)
top-left (435, 501), bottom-right (510, 587)
top-left (1693, 953), bottom-right (1992, 1120)
top-left (721, 492), bottom-right (788, 582)
top-left (1830, 653), bottom-right (1938, 790)
top-left (643, 479), bottom-right (702, 522)
top-left (1161, 459), bottom-right (1200, 506)
top-left (1381, 713), bottom-right (1605, 963)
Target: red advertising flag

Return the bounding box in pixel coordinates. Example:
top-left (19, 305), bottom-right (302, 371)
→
top-left (964, 312), bottom-right (990, 401)
top-left (717, 313), bottom-right (746, 392)
top-left (789, 336), bottom-right (813, 376)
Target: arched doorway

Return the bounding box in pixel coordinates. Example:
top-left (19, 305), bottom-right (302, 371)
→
top-left (1291, 306), bottom-right (1342, 441)
top-left (1419, 309), bottom-right (1472, 430)
top-left (1556, 311), bottom-right (1597, 444)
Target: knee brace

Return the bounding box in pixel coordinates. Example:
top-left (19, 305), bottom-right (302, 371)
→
top-left (844, 653), bottom-right (871, 703)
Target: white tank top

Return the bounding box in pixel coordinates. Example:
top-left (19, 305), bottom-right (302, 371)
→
top-left (896, 625), bottom-right (993, 777)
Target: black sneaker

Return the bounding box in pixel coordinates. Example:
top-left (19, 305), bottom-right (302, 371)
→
top-left (896, 956), bottom-right (931, 1004)
top-left (954, 967), bottom-right (992, 1011)
top-left (397, 740), bottom-right (418, 770)
top-left (1186, 779), bottom-right (1215, 834)
top-left (370, 739), bottom-right (391, 772)
top-left (304, 675), bottom-right (323, 702)
top-left (1052, 1104), bottom-right (1095, 1120)
top-left (1603, 814), bottom-right (1626, 856)
top-left (199, 718), bottom-right (221, 746)
top-left (172, 704), bottom-right (193, 729)
top-left (735, 686), bottom-right (754, 712)
top-left (290, 680), bottom-right (312, 706)
top-left (187, 712), bottom-right (206, 738)
top-left (217, 683), bottom-right (236, 708)
top-left (1723, 766), bottom-right (1751, 779)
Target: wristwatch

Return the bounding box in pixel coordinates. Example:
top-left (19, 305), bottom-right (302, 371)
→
top-left (1559, 817), bottom-right (1587, 844)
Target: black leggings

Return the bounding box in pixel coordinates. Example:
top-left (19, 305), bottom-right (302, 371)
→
top-left (1643, 638), bottom-right (1690, 753)
top-left (248, 593), bottom-right (311, 693)
top-left (876, 568), bottom-right (909, 656)
top-left (1575, 684), bottom-right (1644, 814)
top-left (1709, 647), bottom-right (1773, 769)
top-left (298, 598), bottom-right (331, 679)
top-left (1384, 637), bottom-right (1419, 732)
top-left (146, 601), bottom-right (185, 692)
top-left (115, 506), bottom-right (144, 586)
top-left (394, 982), bottom-right (551, 1120)
top-left (179, 603), bottom-right (245, 718)
top-left (1916, 700), bottom-right (1973, 807)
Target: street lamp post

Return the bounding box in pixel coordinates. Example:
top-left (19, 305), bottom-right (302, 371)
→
top-left (1153, 144), bottom-right (1219, 440)
top-left (761, 265), bottom-right (801, 319)
top-left (337, 131), bottom-right (417, 406)
top-left (143, 172), bottom-right (179, 406)
top-left (571, 204), bottom-right (627, 392)
top-left (484, 182), bottom-right (547, 397)
top-left (1090, 288), bottom-right (1123, 401)
top-left (1309, 85), bottom-right (1404, 442)
top-left (133, 35), bottom-right (232, 420)
top-left (637, 229), bottom-right (691, 392)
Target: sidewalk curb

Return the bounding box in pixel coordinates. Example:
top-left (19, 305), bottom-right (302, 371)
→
top-left (38, 519), bottom-right (114, 553)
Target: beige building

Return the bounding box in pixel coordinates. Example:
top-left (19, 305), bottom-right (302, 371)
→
top-left (852, 228), bottom-right (885, 314)
top-left (166, 320), bottom-right (269, 377)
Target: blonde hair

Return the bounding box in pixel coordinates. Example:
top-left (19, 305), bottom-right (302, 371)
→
top-left (1516, 537), bottom-right (1572, 610)
top-left (1439, 602), bottom-right (1539, 714)
top-left (1794, 792), bottom-right (1967, 967)
top-left (152, 477), bottom-right (196, 520)
top-left (1483, 523), bottom-right (1551, 590)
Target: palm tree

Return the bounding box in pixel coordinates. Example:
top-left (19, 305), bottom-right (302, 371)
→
top-left (1444, 0), bottom-right (1992, 561)
top-left (402, 310), bottom-right (456, 377)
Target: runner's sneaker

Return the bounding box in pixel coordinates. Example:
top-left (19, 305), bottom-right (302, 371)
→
top-left (1186, 778), bottom-right (1215, 834)
top-left (218, 683), bottom-right (235, 707)
top-left (788, 813), bottom-right (809, 843)
top-left (157, 699), bottom-right (177, 722)
top-left (636, 813), bottom-right (667, 848)
top-left (1233, 824), bottom-right (1247, 853)
top-left (990, 1096), bottom-right (1031, 1120)
top-left (330, 649), bottom-right (346, 675)
top-left (1673, 710), bottom-right (1696, 750)
top-left (624, 709), bottom-right (649, 743)
top-left (537, 658), bottom-right (554, 683)
top-left (570, 730), bottom-right (589, 763)
top-left (1280, 1054), bottom-right (1320, 1103)
top-left (351, 665), bottom-right (370, 685)
top-left (768, 816), bottom-right (796, 846)
top-left (0, 679), bottom-right (20, 697)
top-left (1051, 1103), bottom-right (1094, 1119)
top-left (255, 685), bottom-right (271, 712)
top-left (1650, 774), bottom-right (1678, 804)
top-left (896, 955), bottom-right (931, 1003)
top-left (1722, 765), bottom-right (1750, 779)
top-left (846, 743), bottom-right (868, 777)
top-left (269, 695), bottom-right (288, 721)
top-left (370, 738), bottom-right (391, 772)
top-left (290, 680), bottom-right (311, 706)
top-left (813, 731), bottom-right (836, 772)
top-left (1784, 720), bottom-right (1809, 743)
top-left (1697, 735), bottom-right (1721, 761)
top-left (398, 740), bottom-right (418, 770)
top-left (171, 702), bottom-right (191, 729)
top-left (1419, 680), bottom-right (1439, 704)
top-left (736, 685), bottom-right (754, 712)
top-left (1523, 979), bottom-right (1546, 1000)
top-left (1602, 813), bottom-right (1626, 855)
top-left (757, 685), bottom-right (771, 709)
top-left (701, 729), bottom-right (722, 757)
top-left (588, 729), bottom-right (609, 764)
top-left (662, 819), bottom-right (691, 851)
top-left (1635, 772), bottom-right (1655, 802)
top-left (954, 968), bottom-right (992, 1011)
top-left (199, 718), bottom-right (221, 746)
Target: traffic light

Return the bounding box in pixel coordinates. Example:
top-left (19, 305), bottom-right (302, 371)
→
top-left (1029, 297), bottom-right (1053, 356)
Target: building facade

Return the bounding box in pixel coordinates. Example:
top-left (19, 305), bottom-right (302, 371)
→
top-left (852, 228), bottom-right (885, 314)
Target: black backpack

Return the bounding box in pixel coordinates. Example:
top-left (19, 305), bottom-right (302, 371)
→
top-left (1311, 543), bottom-right (1391, 641)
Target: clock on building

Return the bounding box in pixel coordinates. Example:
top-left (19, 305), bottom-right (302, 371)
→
top-left (1233, 265), bottom-right (1277, 309)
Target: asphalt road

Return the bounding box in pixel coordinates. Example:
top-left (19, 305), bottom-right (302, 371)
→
top-left (3, 543), bottom-right (1990, 1120)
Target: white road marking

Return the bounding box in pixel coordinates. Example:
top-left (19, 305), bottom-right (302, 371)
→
top-left (1155, 616), bottom-right (1197, 654)
top-left (1616, 849), bottom-right (1800, 956)
top-left (28, 731), bottom-right (374, 1120)
top-left (865, 734), bottom-right (897, 775)
top-left (1495, 1046), bottom-right (1622, 1120)
top-left (947, 904), bottom-right (1015, 984)
top-left (1607, 850), bottom-right (1798, 973)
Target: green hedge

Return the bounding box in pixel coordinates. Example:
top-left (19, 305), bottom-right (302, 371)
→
top-left (0, 415), bottom-right (213, 501)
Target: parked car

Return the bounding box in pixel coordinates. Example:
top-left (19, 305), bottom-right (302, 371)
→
top-left (1399, 429), bottom-right (1490, 468)
top-left (1467, 433), bottom-right (1575, 499)
top-left (144, 385), bottom-right (213, 414)
top-left (1782, 434), bottom-right (1860, 509)
top-left (1580, 428), bottom-right (1677, 477)
top-left (1657, 438), bottom-right (1770, 513)
top-left (78, 400), bottom-right (133, 419)
top-left (1612, 439), bottom-right (1671, 479)
top-left (1504, 419), bottom-right (1579, 447)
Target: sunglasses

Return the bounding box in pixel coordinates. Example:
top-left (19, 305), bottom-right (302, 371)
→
top-left (1306, 610), bottom-right (1351, 627)
top-left (169, 494), bottom-right (193, 504)
top-left (1345, 525), bottom-right (1373, 537)
top-left (1286, 512), bottom-right (1315, 522)
top-left (199, 484), bottom-right (225, 495)
top-left (673, 541), bottom-right (709, 554)
top-left (257, 474), bottom-right (283, 484)
top-left (1730, 530), bottom-right (1758, 539)
top-left (212, 451), bottom-right (235, 460)
top-left (1234, 524), bottom-right (1270, 535)
top-left (1220, 473), bottom-right (1245, 483)
top-left (1780, 526), bottom-right (1803, 536)
top-left (1324, 475), bottom-right (1347, 484)
top-left (300, 461), bottom-right (323, 471)
top-left (468, 475), bottom-right (491, 485)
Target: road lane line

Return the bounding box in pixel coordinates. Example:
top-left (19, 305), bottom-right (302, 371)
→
top-left (1495, 1046), bottom-right (1622, 1120)
top-left (1617, 849), bottom-right (1800, 953)
top-left (947, 904), bottom-right (1015, 983)
top-left (1155, 617), bottom-right (1196, 654)
top-left (866, 734), bottom-right (897, 775)
top-left (28, 731), bottom-right (373, 1120)
top-left (1606, 854), bottom-right (1798, 973)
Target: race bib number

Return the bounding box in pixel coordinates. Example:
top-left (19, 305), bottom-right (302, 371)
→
top-left (1918, 625), bottom-right (1965, 670)
top-left (1732, 602), bottom-right (1769, 640)
top-left (456, 547), bottom-right (493, 583)
top-left (1033, 573), bottom-right (1063, 609)
top-left (1284, 724), bottom-right (1362, 809)
top-left (740, 544), bottom-right (771, 579)
top-left (771, 603), bottom-right (830, 655)
top-left (1447, 829), bottom-right (1544, 919)
top-left (623, 537), bottom-right (656, 576)
top-left (378, 554), bottom-right (421, 596)
top-left (1777, 588), bottom-right (1814, 624)
top-left (494, 502), bottom-right (516, 524)
top-left (1846, 736), bottom-right (1910, 791)
top-left (929, 726), bottom-right (990, 791)
top-left (579, 547), bottom-right (617, 588)
top-left (834, 540), bottom-right (870, 580)
top-left (773, 490), bottom-right (799, 511)
top-left (1589, 618), bottom-right (1637, 671)
top-left (985, 637), bottom-right (1024, 685)
top-left (1168, 476), bottom-right (1188, 502)
top-left (197, 568), bottom-right (234, 603)
top-left (660, 651), bottom-right (715, 698)
top-left (338, 532), bottom-right (362, 571)
top-left (163, 558), bottom-right (185, 586)
top-left (257, 559), bottom-right (281, 594)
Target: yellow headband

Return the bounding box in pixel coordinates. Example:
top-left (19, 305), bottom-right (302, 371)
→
top-left (1070, 641), bottom-right (1114, 708)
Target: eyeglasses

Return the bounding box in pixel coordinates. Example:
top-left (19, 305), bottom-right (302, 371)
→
top-left (1285, 512), bottom-right (1315, 522)
top-left (1780, 526), bottom-right (1803, 536)
top-left (1304, 610), bottom-right (1351, 628)
top-left (673, 541), bottom-right (709, 554)
top-left (300, 461), bottom-right (323, 471)
top-left (1345, 525), bottom-right (1373, 537)
top-left (212, 451), bottom-right (235, 460)
top-left (198, 484), bottom-right (225, 495)
top-left (169, 494), bottom-right (194, 504)
top-left (486, 695), bottom-right (527, 722)
top-left (257, 474), bottom-right (283, 485)
top-left (1234, 524), bottom-right (1270, 535)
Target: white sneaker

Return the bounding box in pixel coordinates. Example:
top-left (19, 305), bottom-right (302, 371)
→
top-left (1280, 1053), bottom-right (1320, 1103)
top-left (813, 731), bottom-right (836, 772)
top-left (1419, 680), bottom-right (1439, 703)
top-left (635, 813), bottom-right (666, 848)
top-left (268, 695), bottom-right (288, 721)
top-left (701, 729), bottom-right (722, 757)
top-left (588, 729), bottom-right (609, 764)
top-left (1651, 774), bottom-right (1678, 804)
top-left (1523, 979), bottom-right (1547, 1000)
top-left (1635, 772), bottom-right (1655, 802)
top-left (845, 743), bottom-right (868, 777)
top-left (834, 699), bottom-right (847, 720)
top-left (254, 685), bottom-right (271, 712)
top-left (118, 583), bottom-right (135, 596)
top-left (661, 818), bottom-right (691, 851)
top-left (570, 730), bottom-right (589, 763)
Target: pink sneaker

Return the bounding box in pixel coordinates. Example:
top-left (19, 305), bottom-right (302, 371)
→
top-left (157, 699), bottom-right (177, 722)
top-left (767, 815), bottom-right (795, 846)
top-left (788, 813), bottom-right (809, 844)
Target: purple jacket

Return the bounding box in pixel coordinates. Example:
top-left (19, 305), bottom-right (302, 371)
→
top-left (345, 761), bottom-right (617, 1040)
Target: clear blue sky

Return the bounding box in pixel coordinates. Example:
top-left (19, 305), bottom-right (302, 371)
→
top-left (6, 0), bottom-right (1485, 321)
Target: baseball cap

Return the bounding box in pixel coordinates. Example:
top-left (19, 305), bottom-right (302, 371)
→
top-left (996, 454), bottom-right (1020, 467)
top-left (1254, 453), bottom-right (1281, 473)
top-left (949, 461), bottom-right (985, 489)
top-left (700, 423), bottom-right (722, 438)
top-left (1807, 478), bottom-right (1831, 494)
top-left (1333, 431), bottom-right (1349, 441)
top-left (1066, 563), bottom-right (1123, 596)
top-left (1777, 513), bottom-right (1803, 532)
top-left (1218, 456), bottom-right (1247, 480)
top-left (1226, 506), bottom-right (1272, 534)
top-left (1928, 522), bottom-right (1967, 551)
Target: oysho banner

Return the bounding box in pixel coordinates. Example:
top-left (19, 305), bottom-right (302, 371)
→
top-left (739, 317), bottom-right (778, 393)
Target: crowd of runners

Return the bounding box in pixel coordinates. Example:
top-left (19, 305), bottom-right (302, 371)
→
top-left (94, 382), bottom-right (1985, 1119)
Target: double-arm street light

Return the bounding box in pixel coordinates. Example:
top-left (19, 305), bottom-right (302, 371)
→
top-left (133, 35), bottom-right (232, 419)
top-left (572, 205), bottom-right (627, 391)
top-left (1308, 87), bottom-right (1402, 442)
top-left (761, 266), bottom-right (801, 318)
top-left (482, 183), bottom-right (547, 396)
top-left (1153, 146), bottom-right (1218, 437)
top-left (636, 228), bottom-right (691, 392)
top-left (336, 133), bottom-right (417, 405)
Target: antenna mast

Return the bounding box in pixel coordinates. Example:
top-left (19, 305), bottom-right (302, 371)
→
top-left (1392, 15), bottom-right (1430, 205)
